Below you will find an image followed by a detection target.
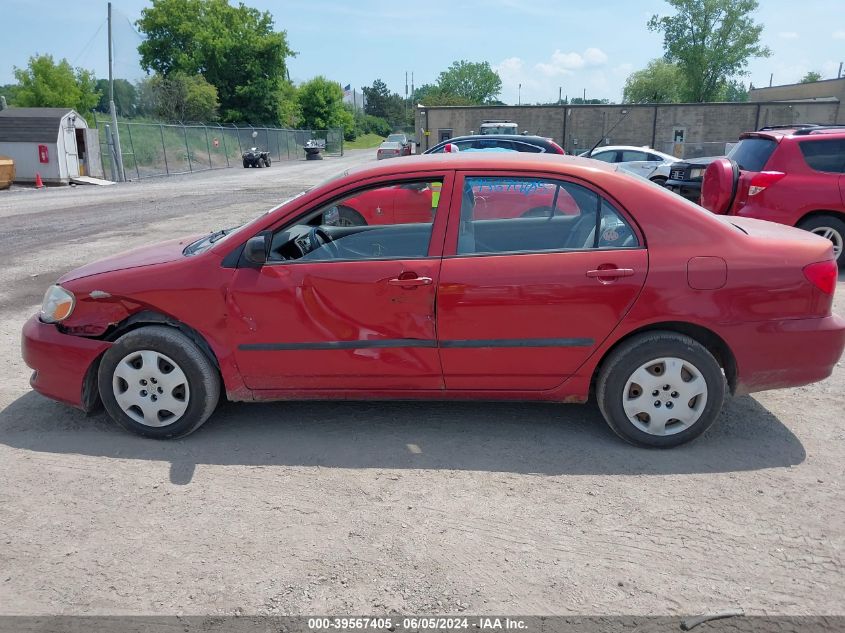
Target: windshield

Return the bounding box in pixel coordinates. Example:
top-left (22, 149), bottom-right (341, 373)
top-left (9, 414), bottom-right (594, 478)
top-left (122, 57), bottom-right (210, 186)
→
top-left (387, 134), bottom-right (405, 143)
top-left (481, 125), bottom-right (517, 135)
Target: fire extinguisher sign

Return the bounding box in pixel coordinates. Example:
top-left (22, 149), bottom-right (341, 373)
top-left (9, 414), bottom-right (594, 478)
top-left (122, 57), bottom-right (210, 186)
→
top-left (38, 145), bottom-right (49, 164)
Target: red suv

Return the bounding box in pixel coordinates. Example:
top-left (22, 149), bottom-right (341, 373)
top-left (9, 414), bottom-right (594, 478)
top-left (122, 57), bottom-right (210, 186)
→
top-left (701, 126), bottom-right (845, 265)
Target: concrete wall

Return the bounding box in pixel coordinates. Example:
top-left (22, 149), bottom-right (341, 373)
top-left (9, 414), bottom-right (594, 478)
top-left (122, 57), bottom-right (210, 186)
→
top-left (418, 101), bottom-right (841, 157)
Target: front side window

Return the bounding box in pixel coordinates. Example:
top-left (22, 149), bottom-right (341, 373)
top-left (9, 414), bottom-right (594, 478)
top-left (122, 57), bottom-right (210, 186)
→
top-left (799, 139), bottom-right (845, 173)
top-left (591, 151), bottom-right (618, 163)
top-left (268, 180), bottom-right (442, 263)
top-left (456, 176), bottom-right (638, 255)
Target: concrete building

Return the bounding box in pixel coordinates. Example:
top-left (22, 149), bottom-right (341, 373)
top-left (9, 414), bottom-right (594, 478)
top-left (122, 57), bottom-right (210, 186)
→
top-left (0, 107), bottom-right (101, 184)
top-left (749, 77), bottom-right (845, 118)
top-left (416, 100), bottom-right (841, 158)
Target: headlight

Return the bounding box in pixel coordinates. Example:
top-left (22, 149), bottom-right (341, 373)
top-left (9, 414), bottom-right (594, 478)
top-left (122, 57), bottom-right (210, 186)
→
top-left (690, 168), bottom-right (705, 179)
top-left (40, 285), bottom-right (75, 323)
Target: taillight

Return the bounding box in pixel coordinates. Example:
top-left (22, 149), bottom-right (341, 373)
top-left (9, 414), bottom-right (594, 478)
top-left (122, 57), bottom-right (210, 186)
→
top-left (747, 171), bottom-right (785, 196)
top-left (548, 141), bottom-right (565, 154)
top-left (803, 260), bottom-right (837, 295)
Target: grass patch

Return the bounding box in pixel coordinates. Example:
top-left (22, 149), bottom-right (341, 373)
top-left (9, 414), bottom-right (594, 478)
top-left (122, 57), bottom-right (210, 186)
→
top-left (345, 133), bottom-right (386, 150)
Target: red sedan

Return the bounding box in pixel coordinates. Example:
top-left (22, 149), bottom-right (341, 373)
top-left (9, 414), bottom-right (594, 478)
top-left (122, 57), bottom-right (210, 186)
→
top-left (22, 153), bottom-right (845, 447)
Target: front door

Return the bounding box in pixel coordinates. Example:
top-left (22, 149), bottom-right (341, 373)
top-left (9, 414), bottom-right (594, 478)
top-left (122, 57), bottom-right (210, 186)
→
top-left (437, 173), bottom-right (648, 391)
top-left (229, 175), bottom-right (452, 391)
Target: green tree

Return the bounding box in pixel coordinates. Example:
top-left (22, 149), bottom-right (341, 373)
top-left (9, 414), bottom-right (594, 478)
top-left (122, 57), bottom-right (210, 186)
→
top-left (362, 79), bottom-right (391, 119)
top-left (12, 55), bottom-right (100, 119)
top-left (298, 76), bottom-right (354, 138)
top-left (719, 79), bottom-right (748, 101)
top-left (623, 59), bottom-right (683, 103)
top-left (138, 72), bottom-right (219, 122)
top-left (435, 60), bottom-right (502, 104)
top-left (801, 71), bottom-right (822, 83)
top-left (415, 83), bottom-right (473, 106)
top-left (95, 78), bottom-right (138, 116)
top-left (0, 84), bottom-right (20, 106)
top-left (648, 0), bottom-right (771, 102)
top-left (136, 0), bottom-right (295, 123)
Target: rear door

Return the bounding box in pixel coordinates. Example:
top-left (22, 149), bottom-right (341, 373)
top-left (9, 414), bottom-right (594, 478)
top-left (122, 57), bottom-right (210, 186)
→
top-left (436, 172), bottom-right (648, 390)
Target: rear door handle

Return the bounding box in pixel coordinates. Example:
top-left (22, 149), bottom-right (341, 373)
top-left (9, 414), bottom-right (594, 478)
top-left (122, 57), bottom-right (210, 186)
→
top-left (388, 276), bottom-right (433, 287)
top-left (586, 268), bottom-right (635, 279)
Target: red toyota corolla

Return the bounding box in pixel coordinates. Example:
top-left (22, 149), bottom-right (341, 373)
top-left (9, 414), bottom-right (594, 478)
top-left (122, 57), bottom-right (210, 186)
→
top-left (21, 153), bottom-right (845, 447)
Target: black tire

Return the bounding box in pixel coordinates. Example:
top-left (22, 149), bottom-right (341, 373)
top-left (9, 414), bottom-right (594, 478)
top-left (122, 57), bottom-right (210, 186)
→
top-left (256, 158), bottom-right (264, 168)
top-left (242, 159), bottom-right (249, 168)
top-left (596, 331), bottom-right (726, 448)
top-left (265, 156), bottom-right (271, 167)
top-left (650, 176), bottom-right (667, 186)
top-left (98, 326), bottom-right (220, 439)
top-left (798, 215), bottom-right (845, 266)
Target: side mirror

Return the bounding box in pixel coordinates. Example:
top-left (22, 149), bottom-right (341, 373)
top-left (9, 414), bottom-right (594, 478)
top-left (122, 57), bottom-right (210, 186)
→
top-left (243, 234), bottom-right (269, 265)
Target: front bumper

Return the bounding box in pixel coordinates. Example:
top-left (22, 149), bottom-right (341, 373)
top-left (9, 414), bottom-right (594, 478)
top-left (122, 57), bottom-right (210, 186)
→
top-left (21, 315), bottom-right (112, 410)
top-left (725, 314), bottom-right (845, 394)
top-left (664, 179), bottom-right (702, 203)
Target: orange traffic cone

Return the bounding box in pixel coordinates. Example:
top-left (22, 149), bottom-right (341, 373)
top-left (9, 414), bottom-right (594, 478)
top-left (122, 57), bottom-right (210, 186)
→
top-left (34, 172), bottom-right (44, 189)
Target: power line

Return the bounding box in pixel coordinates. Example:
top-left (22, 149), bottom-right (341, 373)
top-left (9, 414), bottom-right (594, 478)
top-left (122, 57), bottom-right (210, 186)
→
top-left (72, 18), bottom-right (106, 65)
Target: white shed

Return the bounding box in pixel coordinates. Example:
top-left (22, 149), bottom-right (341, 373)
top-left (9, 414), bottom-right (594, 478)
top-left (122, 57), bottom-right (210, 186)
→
top-left (0, 108), bottom-right (102, 185)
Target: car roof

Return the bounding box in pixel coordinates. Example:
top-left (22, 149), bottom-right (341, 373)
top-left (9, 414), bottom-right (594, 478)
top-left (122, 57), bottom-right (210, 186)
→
top-left (742, 128), bottom-right (845, 141)
top-left (339, 152), bottom-right (614, 181)
top-left (438, 134), bottom-right (552, 143)
top-left (592, 145), bottom-right (674, 158)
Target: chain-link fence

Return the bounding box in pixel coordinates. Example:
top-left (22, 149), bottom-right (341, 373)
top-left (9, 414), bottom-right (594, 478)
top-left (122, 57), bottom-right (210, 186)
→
top-left (93, 118), bottom-right (344, 181)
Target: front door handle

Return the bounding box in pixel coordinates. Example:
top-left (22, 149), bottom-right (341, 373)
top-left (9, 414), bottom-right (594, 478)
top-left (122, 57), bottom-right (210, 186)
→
top-left (586, 267), bottom-right (635, 279)
top-left (388, 275), bottom-right (433, 287)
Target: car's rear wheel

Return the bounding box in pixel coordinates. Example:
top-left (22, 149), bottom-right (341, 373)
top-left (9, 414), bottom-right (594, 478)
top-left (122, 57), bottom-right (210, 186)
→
top-left (335, 206), bottom-right (366, 226)
top-left (798, 215), bottom-right (845, 266)
top-left (596, 331), bottom-right (725, 448)
top-left (265, 156), bottom-right (271, 167)
top-left (242, 159), bottom-right (249, 168)
top-left (98, 326), bottom-right (220, 439)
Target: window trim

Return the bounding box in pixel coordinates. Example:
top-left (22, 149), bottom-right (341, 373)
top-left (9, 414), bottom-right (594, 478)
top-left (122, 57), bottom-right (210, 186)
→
top-left (442, 170), bottom-right (645, 258)
top-left (256, 174), bottom-right (454, 267)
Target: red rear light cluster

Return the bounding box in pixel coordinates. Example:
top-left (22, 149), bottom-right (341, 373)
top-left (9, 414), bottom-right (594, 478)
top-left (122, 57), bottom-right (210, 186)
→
top-left (748, 171), bottom-right (785, 196)
top-left (803, 260), bottom-right (838, 295)
top-left (548, 141), bottom-right (566, 155)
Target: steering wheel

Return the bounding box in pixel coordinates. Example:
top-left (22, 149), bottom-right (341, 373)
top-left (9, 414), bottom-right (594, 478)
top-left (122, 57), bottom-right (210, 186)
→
top-left (308, 226), bottom-right (340, 258)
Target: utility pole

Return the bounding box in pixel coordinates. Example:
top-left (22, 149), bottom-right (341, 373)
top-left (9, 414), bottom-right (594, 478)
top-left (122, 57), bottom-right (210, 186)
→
top-left (583, 88), bottom-right (586, 102)
top-left (518, 83), bottom-right (521, 106)
top-left (108, 2), bottom-right (125, 182)
top-left (769, 73), bottom-right (773, 87)
top-left (839, 62), bottom-right (843, 79)
top-left (558, 86), bottom-right (562, 105)
top-left (405, 71), bottom-right (408, 125)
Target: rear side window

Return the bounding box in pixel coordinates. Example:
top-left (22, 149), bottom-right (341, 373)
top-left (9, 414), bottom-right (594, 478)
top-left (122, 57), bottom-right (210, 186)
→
top-left (456, 176), bottom-right (639, 255)
top-left (727, 138), bottom-right (777, 171)
top-left (799, 139), bottom-right (845, 173)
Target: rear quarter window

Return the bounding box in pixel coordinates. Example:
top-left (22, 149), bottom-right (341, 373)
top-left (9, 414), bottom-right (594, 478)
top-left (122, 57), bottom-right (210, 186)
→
top-left (728, 137), bottom-right (777, 171)
top-left (798, 139), bottom-right (845, 173)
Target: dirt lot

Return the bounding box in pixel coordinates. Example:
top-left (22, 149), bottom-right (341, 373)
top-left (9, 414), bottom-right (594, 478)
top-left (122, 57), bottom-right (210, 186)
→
top-left (0, 152), bottom-right (843, 617)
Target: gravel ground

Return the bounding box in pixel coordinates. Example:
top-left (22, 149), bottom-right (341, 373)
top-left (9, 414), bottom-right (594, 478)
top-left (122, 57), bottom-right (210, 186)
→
top-left (0, 151), bottom-right (842, 617)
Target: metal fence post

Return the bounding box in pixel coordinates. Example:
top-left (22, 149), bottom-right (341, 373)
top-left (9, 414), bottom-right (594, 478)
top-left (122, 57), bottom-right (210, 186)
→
top-left (124, 122), bottom-right (141, 180)
top-left (232, 123), bottom-right (243, 156)
top-left (183, 125), bottom-right (193, 172)
top-left (204, 125), bottom-right (213, 169)
top-left (218, 124), bottom-right (230, 168)
top-left (104, 123), bottom-right (117, 181)
top-left (159, 124), bottom-right (170, 175)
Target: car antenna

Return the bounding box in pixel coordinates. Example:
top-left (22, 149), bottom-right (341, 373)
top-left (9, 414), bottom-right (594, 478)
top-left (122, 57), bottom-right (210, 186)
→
top-left (586, 109), bottom-right (630, 155)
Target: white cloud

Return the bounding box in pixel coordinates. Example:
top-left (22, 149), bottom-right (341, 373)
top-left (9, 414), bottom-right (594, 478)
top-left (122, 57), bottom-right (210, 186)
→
top-left (534, 47), bottom-right (609, 77)
top-left (778, 31), bottom-right (799, 39)
top-left (834, 30), bottom-right (845, 39)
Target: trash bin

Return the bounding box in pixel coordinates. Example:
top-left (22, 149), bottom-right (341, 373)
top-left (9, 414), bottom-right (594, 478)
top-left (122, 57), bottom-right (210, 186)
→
top-left (0, 156), bottom-right (14, 190)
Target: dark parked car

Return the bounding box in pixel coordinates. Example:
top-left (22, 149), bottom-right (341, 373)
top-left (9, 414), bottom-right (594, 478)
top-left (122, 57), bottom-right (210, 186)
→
top-left (242, 147), bottom-right (271, 168)
top-left (425, 134), bottom-right (565, 155)
top-left (663, 156), bottom-right (720, 202)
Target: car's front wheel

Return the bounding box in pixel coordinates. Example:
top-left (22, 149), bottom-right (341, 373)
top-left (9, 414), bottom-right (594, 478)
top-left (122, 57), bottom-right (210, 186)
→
top-left (596, 331), bottom-right (725, 448)
top-left (265, 156), bottom-right (271, 167)
top-left (799, 215), bottom-right (845, 266)
top-left (98, 326), bottom-right (220, 439)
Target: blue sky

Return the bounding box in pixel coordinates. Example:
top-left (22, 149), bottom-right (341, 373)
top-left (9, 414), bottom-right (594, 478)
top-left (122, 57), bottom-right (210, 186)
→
top-left (1, 0), bottom-right (843, 103)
